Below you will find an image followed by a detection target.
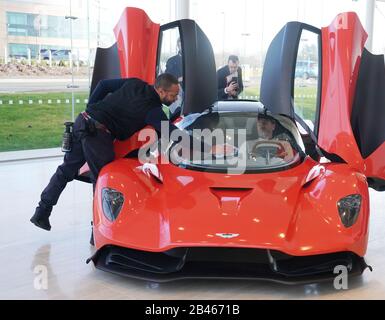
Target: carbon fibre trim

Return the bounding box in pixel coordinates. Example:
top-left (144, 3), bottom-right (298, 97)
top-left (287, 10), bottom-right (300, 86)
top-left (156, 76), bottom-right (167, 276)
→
top-left (88, 246), bottom-right (370, 284)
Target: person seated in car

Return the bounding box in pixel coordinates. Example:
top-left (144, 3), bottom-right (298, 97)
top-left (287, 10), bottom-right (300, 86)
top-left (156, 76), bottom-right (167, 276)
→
top-left (252, 113), bottom-right (295, 162)
top-left (210, 114), bottom-right (296, 161)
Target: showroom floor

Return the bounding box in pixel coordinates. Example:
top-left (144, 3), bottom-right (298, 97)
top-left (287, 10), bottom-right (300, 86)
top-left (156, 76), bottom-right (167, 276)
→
top-left (1, 157), bottom-right (385, 300)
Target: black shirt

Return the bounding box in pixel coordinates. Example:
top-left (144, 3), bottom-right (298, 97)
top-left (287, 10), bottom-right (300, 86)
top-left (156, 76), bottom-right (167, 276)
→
top-left (86, 78), bottom-right (167, 141)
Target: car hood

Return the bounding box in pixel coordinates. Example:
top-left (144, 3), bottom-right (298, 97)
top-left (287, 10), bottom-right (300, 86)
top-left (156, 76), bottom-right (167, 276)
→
top-left (156, 159), bottom-right (314, 250)
top-left (95, 157), bottom-right (322, 254)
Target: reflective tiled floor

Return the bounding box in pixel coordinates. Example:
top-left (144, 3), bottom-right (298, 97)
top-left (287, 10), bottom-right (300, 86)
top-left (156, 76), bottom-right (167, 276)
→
top-left (1, 158), bottom-right (385, 299)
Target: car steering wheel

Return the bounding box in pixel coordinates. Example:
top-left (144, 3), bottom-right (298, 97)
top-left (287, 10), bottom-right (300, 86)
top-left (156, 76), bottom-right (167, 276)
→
top-left (249, 140), bottom-right (286, 159)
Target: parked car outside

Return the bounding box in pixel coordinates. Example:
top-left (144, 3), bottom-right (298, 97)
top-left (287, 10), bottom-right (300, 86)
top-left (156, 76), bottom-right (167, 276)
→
top-left (295, 60), bottom-right (318, 79)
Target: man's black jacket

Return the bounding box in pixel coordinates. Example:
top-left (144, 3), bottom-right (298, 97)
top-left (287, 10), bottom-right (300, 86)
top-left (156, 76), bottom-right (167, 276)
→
top-left (86, 78), bottom-right (172, 141)
top-left (217, 65), bottom-right (244, 100)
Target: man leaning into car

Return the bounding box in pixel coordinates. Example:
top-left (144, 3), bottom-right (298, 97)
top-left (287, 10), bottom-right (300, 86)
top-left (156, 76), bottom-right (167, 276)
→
top-left (30, 73), bottom-right (183, 231)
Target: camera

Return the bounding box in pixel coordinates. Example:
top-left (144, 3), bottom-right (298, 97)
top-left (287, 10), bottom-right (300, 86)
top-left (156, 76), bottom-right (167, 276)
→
top-left (230, 77), bottom-right (239, 92)
top-left (230, 76), bottom-right (238, 84)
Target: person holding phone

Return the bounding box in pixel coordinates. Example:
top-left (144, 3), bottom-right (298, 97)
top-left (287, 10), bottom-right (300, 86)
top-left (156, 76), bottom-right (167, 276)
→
top-left (217, 55), bottom-right (244, 100)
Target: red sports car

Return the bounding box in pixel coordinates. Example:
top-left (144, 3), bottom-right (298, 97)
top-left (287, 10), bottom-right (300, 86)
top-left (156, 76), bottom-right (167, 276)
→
top-left (83, 8), bottom-right (385, 284)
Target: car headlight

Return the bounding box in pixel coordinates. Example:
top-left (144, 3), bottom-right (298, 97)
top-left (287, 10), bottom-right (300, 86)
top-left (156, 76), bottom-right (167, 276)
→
top-left (337, 194), bottom-right (362, 228)
top-left (102, 188), bottom-right (124, 222)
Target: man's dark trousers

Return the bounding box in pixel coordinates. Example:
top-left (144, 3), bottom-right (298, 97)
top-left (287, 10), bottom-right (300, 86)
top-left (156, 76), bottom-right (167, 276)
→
top-left (38, 114), bottom-right (115, 211)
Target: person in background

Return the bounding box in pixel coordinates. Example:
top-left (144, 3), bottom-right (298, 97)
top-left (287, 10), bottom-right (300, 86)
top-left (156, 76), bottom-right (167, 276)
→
top-left (165, 38), bottom-right (184, 117)
top-left (217, 55), bottom-right (244, 100)
top-left (165, 38), bottom-right (183, 84)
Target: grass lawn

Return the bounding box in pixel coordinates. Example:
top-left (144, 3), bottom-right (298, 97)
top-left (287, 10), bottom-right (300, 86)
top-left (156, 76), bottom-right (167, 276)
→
top-left (241, 84), bottom-right (318, 122)
top-left (0, 85), bottom-right (319, 152)
top-left (0, 92), bottom-right (88, 152)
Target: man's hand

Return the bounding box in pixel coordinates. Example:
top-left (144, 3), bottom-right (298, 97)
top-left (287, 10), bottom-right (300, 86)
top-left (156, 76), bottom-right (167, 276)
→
top-left (277, 140), bottom-right (294, 161)
top-left (226, 82), bottom-right (238, 96)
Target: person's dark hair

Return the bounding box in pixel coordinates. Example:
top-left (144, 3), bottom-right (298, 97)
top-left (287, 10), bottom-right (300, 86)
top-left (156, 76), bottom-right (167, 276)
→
top-left (257, 113), bottom-right (276, 124)
top-left (228, 55), bottom-right (239, 63)
top-left (155, 73), bottom-right (179, 90)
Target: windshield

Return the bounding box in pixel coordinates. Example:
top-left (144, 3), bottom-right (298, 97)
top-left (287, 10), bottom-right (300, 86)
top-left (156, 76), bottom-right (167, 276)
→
top-left (169, 111), bottom-right (305, 174)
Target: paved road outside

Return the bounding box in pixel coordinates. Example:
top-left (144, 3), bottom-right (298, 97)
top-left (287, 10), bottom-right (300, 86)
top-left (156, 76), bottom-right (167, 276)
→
top-left (0, 78), bottom-right (90, 93)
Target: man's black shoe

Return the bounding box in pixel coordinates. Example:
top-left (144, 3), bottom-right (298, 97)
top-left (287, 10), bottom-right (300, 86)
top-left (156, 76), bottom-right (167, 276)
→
top-left (30, 209), bottom-right (52, 231)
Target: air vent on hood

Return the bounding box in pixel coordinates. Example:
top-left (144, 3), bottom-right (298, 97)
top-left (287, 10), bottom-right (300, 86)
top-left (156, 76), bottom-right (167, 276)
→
top-left (210, 187), bottom-right (253, 216)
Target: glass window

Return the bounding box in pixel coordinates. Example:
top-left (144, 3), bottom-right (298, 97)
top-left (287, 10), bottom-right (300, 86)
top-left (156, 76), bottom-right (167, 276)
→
top-left (293, 29), bottom-right (320, 131)
top-left (7, 12), bottom-right (28, 36)
top-left (9, 43), bottom-right (39, 58)
top-left (26, 14), bottom-right (38, 37)
top-left (7, 12), bottom-right (27, 25)
top-left (6, 11), bottom-right (86, 39)
top-left (169, 111), bottom-right (304, 173)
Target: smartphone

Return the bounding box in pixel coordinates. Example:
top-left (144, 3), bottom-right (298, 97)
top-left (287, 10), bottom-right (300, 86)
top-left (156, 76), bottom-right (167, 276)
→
top-left (230, 77), bottom-right (238, 84)
top-left (230, 77), bottom-right (239, 92)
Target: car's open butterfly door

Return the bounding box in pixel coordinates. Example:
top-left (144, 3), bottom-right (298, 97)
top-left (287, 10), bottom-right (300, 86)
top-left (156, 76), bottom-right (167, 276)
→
top-left (260, 12), bottom-right (385, 190)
